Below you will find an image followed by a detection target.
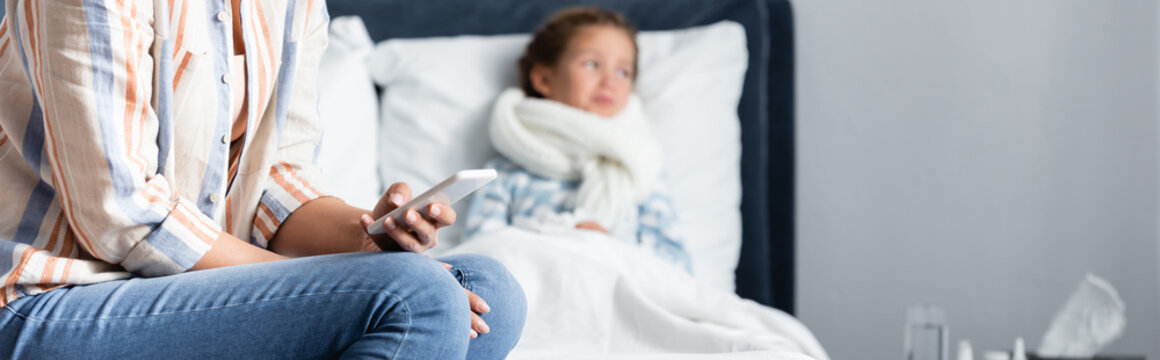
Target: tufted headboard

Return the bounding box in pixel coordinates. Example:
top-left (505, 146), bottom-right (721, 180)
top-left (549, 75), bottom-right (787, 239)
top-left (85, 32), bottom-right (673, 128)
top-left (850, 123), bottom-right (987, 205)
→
top-left (327, 0), bottom-right (797, 314)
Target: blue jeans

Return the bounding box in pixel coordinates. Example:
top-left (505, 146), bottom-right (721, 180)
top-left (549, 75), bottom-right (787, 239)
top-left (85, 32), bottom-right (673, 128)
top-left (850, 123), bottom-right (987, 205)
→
top-left (0, 252), bottom-right (527, 359)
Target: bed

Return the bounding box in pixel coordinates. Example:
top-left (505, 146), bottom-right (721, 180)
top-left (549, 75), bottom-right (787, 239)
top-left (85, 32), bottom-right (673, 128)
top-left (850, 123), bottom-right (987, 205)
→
top-left (326, 0), bottom-right (796, 314)
top-left (314, 0), bottom-right (820, 358)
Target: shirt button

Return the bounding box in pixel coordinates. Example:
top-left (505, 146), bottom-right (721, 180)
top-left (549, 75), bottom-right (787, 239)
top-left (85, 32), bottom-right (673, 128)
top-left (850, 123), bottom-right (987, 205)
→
top-left (216, 11), bottom-right (229, 22)
top-left (221, 134), bottom-right (230, 144)
top-left (221, 73), bottom-right (231, 84)
top-left (209, 193), bottom-right (222, 203)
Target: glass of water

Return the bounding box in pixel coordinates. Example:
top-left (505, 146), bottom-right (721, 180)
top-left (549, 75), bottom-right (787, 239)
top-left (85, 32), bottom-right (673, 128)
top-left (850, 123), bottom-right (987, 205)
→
top-left (904, 304), bottom-right (948, 360)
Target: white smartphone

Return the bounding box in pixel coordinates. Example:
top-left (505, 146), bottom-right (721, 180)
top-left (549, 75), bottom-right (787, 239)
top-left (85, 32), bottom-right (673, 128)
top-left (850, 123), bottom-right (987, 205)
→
top-left (366, 169), bottom-right (498, 235)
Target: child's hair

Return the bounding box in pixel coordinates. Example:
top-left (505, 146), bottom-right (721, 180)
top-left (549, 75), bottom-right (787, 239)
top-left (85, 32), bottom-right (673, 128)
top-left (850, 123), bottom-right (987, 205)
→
top-left (518, 7), bottom-right (639, 98)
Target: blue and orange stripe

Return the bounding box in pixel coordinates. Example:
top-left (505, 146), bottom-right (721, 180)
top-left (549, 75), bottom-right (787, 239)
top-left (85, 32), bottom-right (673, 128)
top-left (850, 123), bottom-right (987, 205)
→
top-left (0, 19), bottom-right (10, 59)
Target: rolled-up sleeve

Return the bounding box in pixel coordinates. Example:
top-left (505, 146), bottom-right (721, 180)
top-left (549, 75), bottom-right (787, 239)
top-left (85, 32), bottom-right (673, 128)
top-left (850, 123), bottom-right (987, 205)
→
top-left (250, 1), bottom-right (331, 248)
top-left (11, 0), bottom-right (219, 276)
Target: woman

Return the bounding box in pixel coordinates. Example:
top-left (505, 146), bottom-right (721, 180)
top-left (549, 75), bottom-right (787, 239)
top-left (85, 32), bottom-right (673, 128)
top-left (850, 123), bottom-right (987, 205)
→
top-left (0, 0), bottom-right (525, 358)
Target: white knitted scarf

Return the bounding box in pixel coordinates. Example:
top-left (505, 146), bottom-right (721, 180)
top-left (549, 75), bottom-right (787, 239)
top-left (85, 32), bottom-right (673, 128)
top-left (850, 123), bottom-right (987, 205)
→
top-left (489, 88), bottom-right (663, 228)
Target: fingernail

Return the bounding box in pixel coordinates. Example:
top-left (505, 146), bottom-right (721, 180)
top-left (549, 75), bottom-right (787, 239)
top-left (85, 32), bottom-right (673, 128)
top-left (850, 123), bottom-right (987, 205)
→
top-left (469, 330), bottom-right (478, 339)
top-left (385, 217), bottom-right (397, 230)
top-left (390, 193), bottom-right (404, 206)
top-left (478, 321), bottom-right (490, 334)
top-left (480, 302), bottom-right (491, 313)
top-left (429, 205), bottom-right (441, 217)
top-left (405, 211), bottom-right (418, 225)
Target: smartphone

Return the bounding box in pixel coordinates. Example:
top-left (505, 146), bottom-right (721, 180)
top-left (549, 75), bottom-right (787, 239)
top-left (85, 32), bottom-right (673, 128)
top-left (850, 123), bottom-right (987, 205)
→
top-left (366, 169), bottom-right (498, 235)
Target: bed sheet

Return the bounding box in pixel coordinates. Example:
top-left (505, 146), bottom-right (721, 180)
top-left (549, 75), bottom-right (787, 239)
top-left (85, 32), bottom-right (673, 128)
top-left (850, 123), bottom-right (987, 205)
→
top-left (440, 229), bottom-right (829, 359)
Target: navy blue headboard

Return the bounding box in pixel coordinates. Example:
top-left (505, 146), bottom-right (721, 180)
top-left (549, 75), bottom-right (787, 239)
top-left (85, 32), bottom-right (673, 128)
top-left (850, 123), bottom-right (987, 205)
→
top-left (327, 0), bottom-right (797, 314)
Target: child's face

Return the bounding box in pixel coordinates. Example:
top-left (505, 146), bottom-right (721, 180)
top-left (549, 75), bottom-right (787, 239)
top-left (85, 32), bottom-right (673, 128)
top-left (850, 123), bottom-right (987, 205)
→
top-left (530, 25), bottom-right (636, 118)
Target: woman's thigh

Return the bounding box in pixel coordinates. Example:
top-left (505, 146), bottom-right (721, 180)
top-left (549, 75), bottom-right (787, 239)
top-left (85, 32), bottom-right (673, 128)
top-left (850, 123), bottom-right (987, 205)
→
top-left (0, 252), bottom-right (471, 359)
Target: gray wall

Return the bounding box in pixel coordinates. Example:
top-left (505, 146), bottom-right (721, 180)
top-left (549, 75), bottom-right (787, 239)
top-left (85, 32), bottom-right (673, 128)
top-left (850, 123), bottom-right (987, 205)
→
top-left (795, 1), bottom-right (1159, 359)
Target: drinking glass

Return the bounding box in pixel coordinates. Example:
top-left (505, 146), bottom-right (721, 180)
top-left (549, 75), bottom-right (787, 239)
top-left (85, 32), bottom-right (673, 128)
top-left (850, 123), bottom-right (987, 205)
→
top-left (904, 304), bottom-right (948, 360)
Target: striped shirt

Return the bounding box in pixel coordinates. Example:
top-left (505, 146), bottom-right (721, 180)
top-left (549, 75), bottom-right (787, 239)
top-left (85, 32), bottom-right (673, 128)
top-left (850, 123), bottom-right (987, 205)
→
top-left (0, 0), bottom-right (332, 307)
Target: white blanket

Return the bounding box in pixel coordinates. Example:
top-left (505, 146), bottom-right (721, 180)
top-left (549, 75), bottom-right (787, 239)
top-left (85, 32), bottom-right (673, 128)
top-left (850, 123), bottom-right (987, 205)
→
top-left (442, 228), bottom-right (830, 359)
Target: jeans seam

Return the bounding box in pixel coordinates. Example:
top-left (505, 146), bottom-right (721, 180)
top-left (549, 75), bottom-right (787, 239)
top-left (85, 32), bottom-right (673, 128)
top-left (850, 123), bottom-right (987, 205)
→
top-left (386, 288), bottom-right (412, 360)
top-left (3, 306), bottom-right (26, 321)
top-left (455, 267), bottom-right (474, 293)
top-left (8, 289), bottom-right (405, 323)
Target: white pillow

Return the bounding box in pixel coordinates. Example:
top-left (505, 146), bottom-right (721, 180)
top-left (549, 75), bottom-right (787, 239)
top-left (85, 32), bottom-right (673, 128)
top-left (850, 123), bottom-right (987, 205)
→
top-left (369, 21), bottom-right (747, 292)
top-left (316, 16), bottom-right (381, 210)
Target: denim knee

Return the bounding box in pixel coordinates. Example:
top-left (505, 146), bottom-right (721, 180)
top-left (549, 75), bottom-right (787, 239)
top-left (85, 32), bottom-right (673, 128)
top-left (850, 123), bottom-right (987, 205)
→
top-left (276, 252), bottom-right (476, 358)
top-left (359, 252), bottom-right (471, 339)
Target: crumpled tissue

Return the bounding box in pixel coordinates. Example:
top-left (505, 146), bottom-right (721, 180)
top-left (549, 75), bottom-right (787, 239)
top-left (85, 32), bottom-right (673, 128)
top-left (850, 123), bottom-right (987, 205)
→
top-left (1037, 273), bottom-right (1125, 357)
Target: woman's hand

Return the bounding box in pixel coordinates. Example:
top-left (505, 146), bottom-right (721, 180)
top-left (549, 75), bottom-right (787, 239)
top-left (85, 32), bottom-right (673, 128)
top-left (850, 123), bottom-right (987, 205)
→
top-left (358, 182), bottom-right (457, 253)
top-left (442, 262), bottom-right (491, 339)
top-left (357, 184), bottom-right (487, 338)
top-left (575, 221), bottom-right (609, 234)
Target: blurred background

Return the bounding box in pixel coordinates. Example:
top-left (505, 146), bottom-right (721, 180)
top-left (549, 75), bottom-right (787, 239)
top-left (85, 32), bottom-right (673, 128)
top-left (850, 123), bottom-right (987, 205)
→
top-left (795, 0), bottom-right (1158, 359)
top-left (2, 0), bottom-right (1155, 358)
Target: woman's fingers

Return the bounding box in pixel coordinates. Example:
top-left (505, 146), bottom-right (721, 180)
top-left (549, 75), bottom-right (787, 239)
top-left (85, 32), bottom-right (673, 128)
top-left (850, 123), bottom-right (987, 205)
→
top-left (374, 182), bottom-right (413, 215)
top-left (367, 182), bottom-right (460, 253)
top-left (385, 182), bottom-right (413, 204)
top-left (471, 312), bottom-right (490, 335)
top-left (434, 269), bottom-right (488, 339)
top-left (466, 289), bottom-right (490, 337)
top-left (425, 203), bottom-right (457, 228)
top-left (381, 216), bottom-right (426, 253)
top-left (378, 211), bottom-right (441, 252)
top-left (466, 289), bottom-right (491, 314)
top-left (386, 189), bottom-right (408, 212)
top-left (370, 211), bottom-right (440, 253)
top-left (358, 215), bottom-right (386, 252)
top-left (402, 209), bottom-right (438, 248)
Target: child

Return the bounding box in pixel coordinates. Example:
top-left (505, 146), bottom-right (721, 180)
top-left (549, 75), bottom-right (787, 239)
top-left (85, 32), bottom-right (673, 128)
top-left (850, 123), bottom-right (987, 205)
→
top-left (464, 7), bottom-right (691, 271)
